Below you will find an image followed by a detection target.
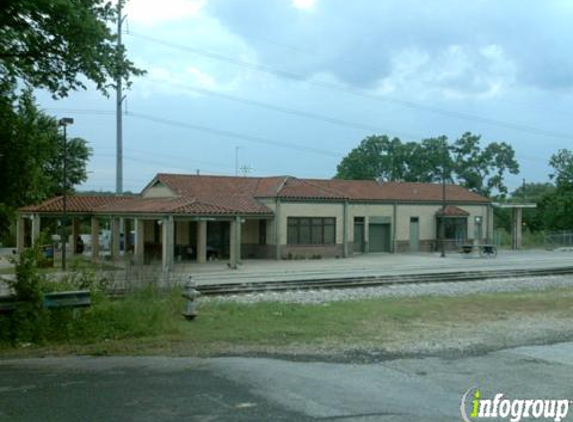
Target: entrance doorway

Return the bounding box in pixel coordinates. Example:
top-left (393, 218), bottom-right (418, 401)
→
top-left (409, 217), bottom-right (420, 252)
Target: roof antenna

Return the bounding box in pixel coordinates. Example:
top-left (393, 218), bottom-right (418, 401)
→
top-left (240, 164), bottom-right (253, 177)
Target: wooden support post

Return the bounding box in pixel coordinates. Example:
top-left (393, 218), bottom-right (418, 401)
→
top-left (134, 218), bottom-right (145, 265)
top-left (91, 217), bottom-right (100, 262)
top-left (17, 216), bottom-right (26, 253)
top-left (197, 220), bottom-right (207, 263)
top-left (162, 216), bottom-right (174, 271)
top-left (111, 217), bottom-right (120, 261)
top-left (31, 214), bottom-right (41, 246)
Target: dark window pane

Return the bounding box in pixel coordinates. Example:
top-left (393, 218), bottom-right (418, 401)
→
top-left (324, 224), bottom-right (335, 244)
top-left (287, 225), bottom-right (298, 244)
top-left (287, 217), bottom-right (298, 244)
top-left (299, 219), bottom-right (311, 244)
top-left (311, 218), bottom-right (322, 244)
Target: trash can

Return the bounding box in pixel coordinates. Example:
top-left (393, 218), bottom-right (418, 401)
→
top-left (39, 244), bottom-right (54, 268)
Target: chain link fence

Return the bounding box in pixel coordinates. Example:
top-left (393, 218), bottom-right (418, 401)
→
top-left (544, 230), bottom-right (573, 250)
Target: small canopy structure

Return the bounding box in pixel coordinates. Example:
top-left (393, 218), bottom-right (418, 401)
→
top-left (494, 203), bottom-right (537, 249)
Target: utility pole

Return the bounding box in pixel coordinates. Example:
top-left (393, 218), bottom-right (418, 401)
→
top-left (235, 146), bottom-right (240, 176)
top-left (440, 140), bottom-right (447, 258)
top-left (116, 0), bottom-right (126, 194)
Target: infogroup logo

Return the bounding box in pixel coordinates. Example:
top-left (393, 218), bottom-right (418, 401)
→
top-left (460, 388), bottom-right (571, 422)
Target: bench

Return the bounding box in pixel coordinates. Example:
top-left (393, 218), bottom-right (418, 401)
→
top-left (460, 244), bottom-right (498, 258)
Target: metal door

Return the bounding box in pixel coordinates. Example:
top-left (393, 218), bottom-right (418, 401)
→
top-left (409, 217), bottom-right (420, 252)
top-left (369, 224), bottom-right (390, 252)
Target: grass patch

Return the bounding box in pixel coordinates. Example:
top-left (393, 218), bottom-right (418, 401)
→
top-left (1, 286), bottom-right (573, 357)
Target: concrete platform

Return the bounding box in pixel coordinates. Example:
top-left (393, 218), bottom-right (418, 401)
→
top-left (178, 249), bottom-right (573, 286)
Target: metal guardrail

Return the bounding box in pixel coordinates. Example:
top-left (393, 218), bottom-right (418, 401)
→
top-left (0, 290), bottom-right (91, 314)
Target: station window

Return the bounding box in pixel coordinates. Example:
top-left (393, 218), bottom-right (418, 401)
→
top-left (287, 217), bottom-right (335, 245)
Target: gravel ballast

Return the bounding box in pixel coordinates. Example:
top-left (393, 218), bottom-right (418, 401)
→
top-left (203, 275), bottom-right (573, 305)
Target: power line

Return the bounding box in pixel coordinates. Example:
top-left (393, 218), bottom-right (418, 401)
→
top-left (43, 106), bottom-right (343, 157)
top-left (127, 111), bottom-right (343, 157)
top-left (128, 31), bottom-right (573, 142)
top-left (44, 106), bottom-right (556, 167)
top-left (144, 77), bottom-right (425, 140)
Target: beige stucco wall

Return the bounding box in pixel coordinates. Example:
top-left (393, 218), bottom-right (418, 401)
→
top-left (276, 202), bottom-right (345, 244)
top-left (250, 198), bottom-right (492, 249)
top-left (258, 199), bottom-right (277, 245)
top-left (394, 203), bottom-right (491, 241)
top-left (241, 219), bottom-right (260, 243)
top-left (175, 221), bottom-right (190, 245)
top-left (347, 204), bottom-right (394, 242)
top-left (394, 204), bottom-right (439, 241)
top-left (142, 185), bottom-right (176, 198)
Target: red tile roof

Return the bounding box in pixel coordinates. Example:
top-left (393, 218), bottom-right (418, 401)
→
top-left (298, 179), bottom-right (489, 202)
top-left (436, 205), bottom-right (471, 216)
top-left (20, 174), bottom-right (489, 215)
top-left (20, 195), bottom-right (135, 213)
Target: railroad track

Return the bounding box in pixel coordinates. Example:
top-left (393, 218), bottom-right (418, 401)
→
top-left (195, 266), bottom-right (573, 296)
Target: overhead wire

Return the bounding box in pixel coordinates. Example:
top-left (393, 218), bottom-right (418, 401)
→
top-left (127, 31), bottom-right (573, 142)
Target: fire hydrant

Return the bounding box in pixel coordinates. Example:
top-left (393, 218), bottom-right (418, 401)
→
top-left (182, 279), bottom-right (201, 320)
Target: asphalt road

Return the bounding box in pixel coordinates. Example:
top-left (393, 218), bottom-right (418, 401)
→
top-left (3, 342), bottom-right (573, 421)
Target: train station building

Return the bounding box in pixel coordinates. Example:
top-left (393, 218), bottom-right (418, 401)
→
top-left (17, 173), bottom-right (493, 270)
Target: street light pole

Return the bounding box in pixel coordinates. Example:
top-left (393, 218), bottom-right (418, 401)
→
top-left (440, 140), bottom-right (447, 258)
top-left (59, 117), bottom-right (74, 270)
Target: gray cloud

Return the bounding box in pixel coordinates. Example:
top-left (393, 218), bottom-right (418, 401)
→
top-left (205, 0), bottom-right (573, 93)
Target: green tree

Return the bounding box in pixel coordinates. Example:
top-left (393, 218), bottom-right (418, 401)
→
top-left (451, 132), bottom-right (519, 197)
top-left (538, 149), bottom-right (573, 231)
top-left (0, 87), bottom-right (92, 243)
top-left (335, 135), bottom-right (404, 181)
top-left (0, 0), bottom-right (144, 98)
top-left (335, 132), bottom-right (519, 197)
top-left (549, 149), bottom-right (573, 189)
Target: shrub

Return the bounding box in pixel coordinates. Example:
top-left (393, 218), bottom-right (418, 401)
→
top-left (3, 243), bottom-right (48, 344)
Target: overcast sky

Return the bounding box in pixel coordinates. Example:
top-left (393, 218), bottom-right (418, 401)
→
top-left (37, 0), bottom-right (573, 193)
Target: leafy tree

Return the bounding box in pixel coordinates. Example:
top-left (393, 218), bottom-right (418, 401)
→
top-left (335, 132), bottom-right (519, 197)
top-left (451, 132), bottom-right (519, 197)
top-left (0, 0), bottom-right (144, 98)
top-left (538, 149), bottom-right (573, 231)
top-left (335, 135), bottom-right (403, 181)
top-left (0, 0), bottom-right (143, 244)
top-left (0, 87), bottom-right (92, 243)
top-left (549, 149), bottom-right (573, 189)
top-left (539, 190), bottom-right (573, 231)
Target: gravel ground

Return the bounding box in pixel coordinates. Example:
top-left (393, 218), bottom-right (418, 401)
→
top-left (203, 275), bottom-right (573, 305)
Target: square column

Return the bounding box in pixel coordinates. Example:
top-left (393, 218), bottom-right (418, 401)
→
top-left (162, 216), bottom-right (174, 271)
top-left (364, 216), bottom-right (370, 254)
top-left (124, 219), bottom-right (132, 253)
top-left (111, 217), bottom-right (120, 261)
top-left (229, 216), bottom-right (241, 269)
top-left (196, 221), bottom-right (207, 263)
top-left (17, 217), bottom-right (26, 253)
top-left (71, 217), bottom-right (80, 254)
top-left (343, 202), bottom-right (349, 258)
top-left (31, 214), bottom-right (41, 246)
top-left (91, 217), bottom-right (100, 262)
top-left (511, 208), bottom-right (523, 250)
top-left (134, 218), bottom-right (145, 265)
